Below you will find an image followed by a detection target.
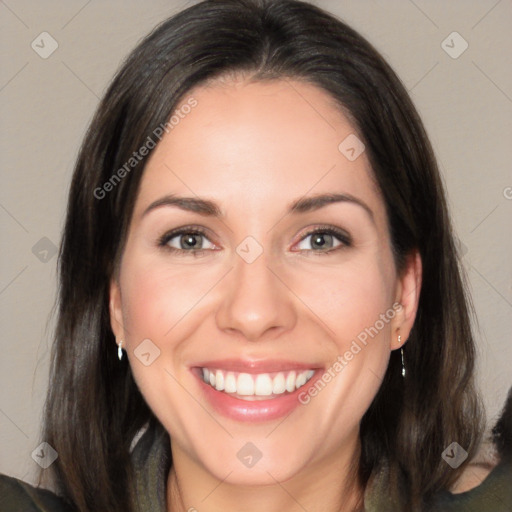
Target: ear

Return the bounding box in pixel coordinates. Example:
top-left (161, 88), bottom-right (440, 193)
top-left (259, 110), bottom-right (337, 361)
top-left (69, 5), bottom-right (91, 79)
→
top-left (390, 249), bottom-right (422, 350)
top-left (109, 277), bottom-right (126, 342)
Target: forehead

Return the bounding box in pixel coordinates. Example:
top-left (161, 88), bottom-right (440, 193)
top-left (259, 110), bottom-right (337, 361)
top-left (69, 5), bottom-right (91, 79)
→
top-left (134, 78), bottom-right (385, 224)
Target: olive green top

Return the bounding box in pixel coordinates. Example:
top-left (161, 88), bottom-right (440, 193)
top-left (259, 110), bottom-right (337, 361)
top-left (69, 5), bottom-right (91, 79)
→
top-left (1, 425), bottom-right (511, 511)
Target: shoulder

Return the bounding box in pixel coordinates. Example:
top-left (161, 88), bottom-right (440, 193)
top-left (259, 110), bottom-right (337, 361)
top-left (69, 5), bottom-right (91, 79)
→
top-left (432, 457), bottom-right (512, 511)
top-left (0, 474), bottom-right (73, 512)
top-left (450, 440), bottom-right (498, 494)
top-left (450, 462), bottom-right (495, 493)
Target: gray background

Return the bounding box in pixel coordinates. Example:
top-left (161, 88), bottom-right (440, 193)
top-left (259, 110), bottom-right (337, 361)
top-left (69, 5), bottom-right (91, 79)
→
top-left (1, 0), bottom-right (511, 484)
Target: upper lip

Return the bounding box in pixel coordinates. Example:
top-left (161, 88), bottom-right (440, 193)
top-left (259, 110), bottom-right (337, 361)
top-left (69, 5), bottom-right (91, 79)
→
top-left (192, 358), bottom-right (323, 374)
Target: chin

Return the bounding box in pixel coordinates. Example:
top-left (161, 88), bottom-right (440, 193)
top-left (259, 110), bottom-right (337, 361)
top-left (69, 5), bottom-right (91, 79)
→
top-left (191, 434), bottom-right (315, 486)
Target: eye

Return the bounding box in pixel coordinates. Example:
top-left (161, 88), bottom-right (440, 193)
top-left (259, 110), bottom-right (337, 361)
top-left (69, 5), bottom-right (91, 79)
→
top-left (157, 225), bottom-right (352, 257)
top-left (158, 226), bottom-right (216, 256)
top-left (294, 226), bottom-right (352, 254)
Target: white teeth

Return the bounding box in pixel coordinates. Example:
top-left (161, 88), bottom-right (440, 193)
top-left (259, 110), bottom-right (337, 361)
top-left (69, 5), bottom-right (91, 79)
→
top-left (215, 370), bottom-right (224, 391)
top-left (225, 372), bottom-right (237, 393)
top-left (237, 373), bottom-right (254, 395)
top-left (201, 368), bottom-right (316, 397)
top-left (272, 373), bottom-right (286, 394)
top-left (285, 371), bottom-right (296, 392)
top-left (295, 372), bottom-right (307, 389)
top-left (255, 374), bottom-right (273, 396)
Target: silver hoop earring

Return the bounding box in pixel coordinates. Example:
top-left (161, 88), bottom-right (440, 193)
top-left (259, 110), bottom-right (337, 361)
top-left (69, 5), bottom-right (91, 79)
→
top-left (398, 335), bottom-right (406, 378)
top-left (118, 340), bottom-right (124, 361)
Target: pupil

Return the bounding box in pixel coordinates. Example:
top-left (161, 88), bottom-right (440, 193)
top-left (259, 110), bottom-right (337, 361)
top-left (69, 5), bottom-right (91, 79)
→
top-left (182, 234), bottom-right (199, 249)
top-left (313, 234), bottom-right (331, 249)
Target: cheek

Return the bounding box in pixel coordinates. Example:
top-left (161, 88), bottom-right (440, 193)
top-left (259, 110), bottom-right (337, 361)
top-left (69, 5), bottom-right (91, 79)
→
top-left (120, 255), bottom-right (220, 343)
top-left (118, 254), bottom-right (222, 435)
top-left (290, 252), bottom-right (395, 345)
top-left (288, 253), bottom-right (395, 415)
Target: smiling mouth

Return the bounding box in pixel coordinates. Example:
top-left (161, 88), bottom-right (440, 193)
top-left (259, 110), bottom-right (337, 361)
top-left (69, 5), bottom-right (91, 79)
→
top-left (199, 368), bottom-right (316, 400)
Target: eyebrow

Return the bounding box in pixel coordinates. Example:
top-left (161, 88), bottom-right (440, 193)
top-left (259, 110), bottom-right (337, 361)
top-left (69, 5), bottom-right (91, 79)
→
top-left (141, 192), bottom-right (374, 223)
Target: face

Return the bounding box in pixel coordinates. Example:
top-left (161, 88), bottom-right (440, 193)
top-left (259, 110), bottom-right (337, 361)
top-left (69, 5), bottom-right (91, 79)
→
top-left (110, 78), bottom-right (421, 488)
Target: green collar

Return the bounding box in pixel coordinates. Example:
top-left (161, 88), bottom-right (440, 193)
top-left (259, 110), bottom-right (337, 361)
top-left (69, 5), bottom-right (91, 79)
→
top-left (130, 424), bottom-right (512, 512)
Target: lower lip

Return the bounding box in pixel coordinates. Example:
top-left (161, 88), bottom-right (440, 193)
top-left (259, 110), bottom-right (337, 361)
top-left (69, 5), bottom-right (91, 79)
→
top-left (194, 370), bottom-right (319, 422)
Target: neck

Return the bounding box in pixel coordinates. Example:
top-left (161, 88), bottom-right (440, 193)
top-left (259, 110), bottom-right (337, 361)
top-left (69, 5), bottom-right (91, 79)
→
top-left (166, 436), bottom-right (364, 512)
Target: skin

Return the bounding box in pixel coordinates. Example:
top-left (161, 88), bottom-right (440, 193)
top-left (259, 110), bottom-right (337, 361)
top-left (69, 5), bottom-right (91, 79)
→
top-left (110, 77), bottom-right (422, 512)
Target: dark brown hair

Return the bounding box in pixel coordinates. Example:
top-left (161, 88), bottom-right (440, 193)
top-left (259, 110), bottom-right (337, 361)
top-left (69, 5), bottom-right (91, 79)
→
top-left (38, 0), bottom-right (484, 510)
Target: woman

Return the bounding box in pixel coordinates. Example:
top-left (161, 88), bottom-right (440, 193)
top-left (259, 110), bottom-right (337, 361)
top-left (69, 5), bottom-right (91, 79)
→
top-left (0, 0), bottom-right (510, 510)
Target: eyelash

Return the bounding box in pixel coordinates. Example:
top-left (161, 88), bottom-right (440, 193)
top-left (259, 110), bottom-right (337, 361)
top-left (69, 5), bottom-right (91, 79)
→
top-left (157, 224), bottom-right (352, 257)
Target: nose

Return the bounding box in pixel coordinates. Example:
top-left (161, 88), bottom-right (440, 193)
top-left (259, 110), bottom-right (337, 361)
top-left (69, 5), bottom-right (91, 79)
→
top-left (215, 249), bottom-right (296, 342)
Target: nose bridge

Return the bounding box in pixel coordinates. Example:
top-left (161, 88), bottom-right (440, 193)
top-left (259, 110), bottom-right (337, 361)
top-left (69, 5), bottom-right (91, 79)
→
top-left (215, 242), bottom-right (296, 341)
